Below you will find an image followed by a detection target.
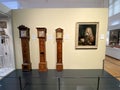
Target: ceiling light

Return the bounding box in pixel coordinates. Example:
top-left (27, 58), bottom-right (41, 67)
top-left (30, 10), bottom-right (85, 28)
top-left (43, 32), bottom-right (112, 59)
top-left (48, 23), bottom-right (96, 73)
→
top-left (111, 21), bottom-right (120, 26)
top-left (1, 1), bottom-right (19, 9)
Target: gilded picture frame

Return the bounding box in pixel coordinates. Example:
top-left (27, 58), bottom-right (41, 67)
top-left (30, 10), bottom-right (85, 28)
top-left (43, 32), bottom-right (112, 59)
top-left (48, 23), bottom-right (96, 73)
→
top-left (75, 22), bottom-right (99, 49)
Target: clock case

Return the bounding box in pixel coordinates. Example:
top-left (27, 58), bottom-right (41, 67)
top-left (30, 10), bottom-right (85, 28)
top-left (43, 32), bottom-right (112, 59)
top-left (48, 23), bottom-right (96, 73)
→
top-left (56, 28), bottom-right (63, 71)
top-left (37, 27), bottom-right (47, 72)
top-left (18, 25), bottom-right (32, 71)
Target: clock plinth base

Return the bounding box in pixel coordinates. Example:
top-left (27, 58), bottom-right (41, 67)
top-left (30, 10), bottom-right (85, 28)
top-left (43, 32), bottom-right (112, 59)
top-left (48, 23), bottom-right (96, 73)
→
top-left (22, 63), bottom-right (32, 71)
top-left (39, 62), bottom-right (47, 72)
top-left (56, 63), bottom-right (63, 71)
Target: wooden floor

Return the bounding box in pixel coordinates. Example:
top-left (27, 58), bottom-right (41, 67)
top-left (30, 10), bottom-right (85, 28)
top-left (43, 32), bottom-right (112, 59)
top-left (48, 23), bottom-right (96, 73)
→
top-left (104, 55), bottom-right (120, 80)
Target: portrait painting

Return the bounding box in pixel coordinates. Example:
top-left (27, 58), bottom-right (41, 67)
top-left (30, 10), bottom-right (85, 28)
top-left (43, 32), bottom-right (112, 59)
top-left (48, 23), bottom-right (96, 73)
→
top-left (75, 22), bottom-right (99, 49)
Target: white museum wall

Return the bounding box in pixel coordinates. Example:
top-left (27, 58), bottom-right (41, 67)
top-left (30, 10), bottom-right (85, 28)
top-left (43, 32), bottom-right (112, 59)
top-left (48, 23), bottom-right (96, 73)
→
top-left (12, 8), bottom-right (108, 69)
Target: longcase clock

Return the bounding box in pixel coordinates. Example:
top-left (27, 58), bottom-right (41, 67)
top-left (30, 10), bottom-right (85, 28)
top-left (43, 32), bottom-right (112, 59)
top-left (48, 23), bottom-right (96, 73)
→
top-left (36, 27), bottom-right (47, 72)
top-left (56, 28), bottom-right (63, 71)
top-left (18, 25), bottom-right (32, 71)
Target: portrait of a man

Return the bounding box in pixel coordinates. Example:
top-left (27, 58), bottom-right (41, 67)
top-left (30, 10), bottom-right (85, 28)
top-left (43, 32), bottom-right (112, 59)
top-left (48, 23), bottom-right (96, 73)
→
top-left (76, 22), bottom-right (99, 49)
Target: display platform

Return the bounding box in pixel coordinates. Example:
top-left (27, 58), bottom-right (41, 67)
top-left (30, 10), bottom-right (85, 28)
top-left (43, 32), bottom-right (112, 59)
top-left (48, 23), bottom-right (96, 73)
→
top-left (0, 69), bottom-right (120, 90)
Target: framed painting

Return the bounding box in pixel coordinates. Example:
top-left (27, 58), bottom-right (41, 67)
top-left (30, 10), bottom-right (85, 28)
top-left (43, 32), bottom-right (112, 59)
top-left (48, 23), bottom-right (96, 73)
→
top-left (75, 22), bottom-right (99, 49)
top-left (0, 21), bottom-right (7, 28)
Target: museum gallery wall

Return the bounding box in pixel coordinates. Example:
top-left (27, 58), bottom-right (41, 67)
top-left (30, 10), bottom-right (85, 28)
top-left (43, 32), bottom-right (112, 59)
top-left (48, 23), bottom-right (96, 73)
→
top-left (12, 8), bottom-right (108, 69)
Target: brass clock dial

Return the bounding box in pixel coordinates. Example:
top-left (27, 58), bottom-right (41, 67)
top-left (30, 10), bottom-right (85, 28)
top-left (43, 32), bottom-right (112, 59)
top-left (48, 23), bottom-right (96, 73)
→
top-left (39, 31), bottom-right (45, 37)
top-left (21, 31), bottom-right (27, 37)
top-left (57, 32), bottom-right (62, 38)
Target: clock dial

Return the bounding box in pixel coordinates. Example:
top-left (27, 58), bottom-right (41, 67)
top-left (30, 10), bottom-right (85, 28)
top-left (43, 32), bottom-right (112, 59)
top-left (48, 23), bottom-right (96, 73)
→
top-left (21, 31), bottom-right (27, 37)
top-left (39, 31), bottom-right (45, 37)
top-left (57, 32), bottom-right (62, 38)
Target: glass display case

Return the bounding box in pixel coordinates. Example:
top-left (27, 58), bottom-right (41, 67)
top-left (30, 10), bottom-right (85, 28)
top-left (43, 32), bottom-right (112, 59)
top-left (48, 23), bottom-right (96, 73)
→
top-left (0, 29), bottom-right (13, 77)
top-left (0, 20), bottom-right (15, 78)
top-left (109, 29), bottom-right (120, 47)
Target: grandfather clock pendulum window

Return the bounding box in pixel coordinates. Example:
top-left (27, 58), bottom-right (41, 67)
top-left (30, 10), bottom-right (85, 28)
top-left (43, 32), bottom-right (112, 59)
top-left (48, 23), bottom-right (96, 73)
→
top-left (37, 27), bottom-right (47, 72)
top-left (18, 25), bottom-right (32, 71)
top-left (56, 28), bottom-right (63, 71)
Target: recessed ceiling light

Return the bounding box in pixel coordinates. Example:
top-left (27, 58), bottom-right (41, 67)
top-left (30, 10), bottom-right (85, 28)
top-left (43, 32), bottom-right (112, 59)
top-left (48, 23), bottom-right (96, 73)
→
top-left (111, 21), bottom-right (120, 26)
top-left (1, 1), bottom-right (19, 9)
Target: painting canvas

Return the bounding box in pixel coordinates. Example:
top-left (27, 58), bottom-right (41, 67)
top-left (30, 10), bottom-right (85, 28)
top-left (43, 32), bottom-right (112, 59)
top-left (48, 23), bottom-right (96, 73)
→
top-left (75, 22), bottom-right (99, 49)
top-left (109, 29), bottom-right (120, 46)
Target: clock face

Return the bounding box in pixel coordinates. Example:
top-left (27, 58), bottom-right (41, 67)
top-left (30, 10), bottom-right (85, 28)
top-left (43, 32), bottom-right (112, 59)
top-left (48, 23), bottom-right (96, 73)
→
top-left (39, 31), bottom-right (45, 37)
top-left (21, 31), bottom-right (27, 37)
top-left (57, 32), bottom-right (62, 38)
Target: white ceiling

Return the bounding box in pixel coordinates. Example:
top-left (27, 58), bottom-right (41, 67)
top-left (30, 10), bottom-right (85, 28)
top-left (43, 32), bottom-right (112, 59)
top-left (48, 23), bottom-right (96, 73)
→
top-left (0, 0), bottom-right (108, 9)
top-left (0, 0), bottom-right (109, 18)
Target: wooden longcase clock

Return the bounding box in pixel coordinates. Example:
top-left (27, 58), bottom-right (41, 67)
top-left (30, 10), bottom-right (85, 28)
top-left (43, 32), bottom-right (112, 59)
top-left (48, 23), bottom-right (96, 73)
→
top-left (37, 27), bottom-right (47, 72)
top-left (56, 28), bottom-right (63, 71)
top-left (18, 25), bottom-right (32, 71)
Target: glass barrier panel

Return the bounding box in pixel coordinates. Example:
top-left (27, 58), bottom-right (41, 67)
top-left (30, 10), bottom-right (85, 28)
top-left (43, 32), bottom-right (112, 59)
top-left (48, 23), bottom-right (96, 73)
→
top-left (0, 77), bottom-right (20, 90)
top-left (99, 76), bottom-right (120, 90)
top-left (60, 77), bottom-right (98, 90)
top-left (21, 77), bottom-right (58, 90)
top-left (0, 76), bottom-right (120, 90)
